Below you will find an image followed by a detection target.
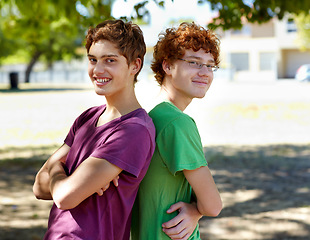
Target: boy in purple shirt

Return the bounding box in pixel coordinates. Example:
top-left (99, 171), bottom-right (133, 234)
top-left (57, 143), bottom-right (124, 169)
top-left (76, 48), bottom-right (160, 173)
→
top-left (33, 19), bottom-right (155, 240)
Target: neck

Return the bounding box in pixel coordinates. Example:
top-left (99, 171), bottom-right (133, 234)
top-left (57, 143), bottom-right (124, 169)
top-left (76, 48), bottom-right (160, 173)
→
top-left (160, 85), bottom-right (192, 112)
top-left (106, 93), bottom-right (140, 115)
top-left (101, 87), bottom-right (141, 124)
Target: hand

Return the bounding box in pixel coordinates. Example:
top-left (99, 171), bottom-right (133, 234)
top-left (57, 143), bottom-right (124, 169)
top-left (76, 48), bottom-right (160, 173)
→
top-left (162, 202), bottom-right (202, 240)
top-left (96, 176), bottom-right (119, 196)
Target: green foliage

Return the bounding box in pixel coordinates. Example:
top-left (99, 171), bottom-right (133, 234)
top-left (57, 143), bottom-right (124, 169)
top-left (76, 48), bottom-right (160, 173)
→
top-left (1, 0), bottom-right (309, 76)
top-left (136, 0), bottom-right (310, 30)
top-left (295, 12), bottom-right (310, 51)
top-left (202, 0), bottom-right (310, 30)
top-left (0, 0), bottom-right (115, 81)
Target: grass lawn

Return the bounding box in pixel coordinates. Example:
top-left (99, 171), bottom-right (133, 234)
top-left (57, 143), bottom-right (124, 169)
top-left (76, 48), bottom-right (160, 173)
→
top-left (0, 81), bottom-right (309, 239)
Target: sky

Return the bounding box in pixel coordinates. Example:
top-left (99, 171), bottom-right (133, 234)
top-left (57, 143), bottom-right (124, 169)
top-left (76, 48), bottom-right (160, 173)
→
top-left (112, 0), bottom-right (215, 45)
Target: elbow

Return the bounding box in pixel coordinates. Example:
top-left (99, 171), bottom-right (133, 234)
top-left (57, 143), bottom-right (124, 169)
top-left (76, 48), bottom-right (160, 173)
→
top-left (54, 200), bottom-right (72, 210)
top-left (33, 184), bottom-right (41, 199)
top-left (198, 200), bottom-right (223, 217)
top-left (52, 192), bottom-right (78, 210)
top-left (208, 204), bottom-right (223, 217)
top-left (55, 202), bottom-right (71, 211)
top-left (33, 183), bottom-right (50, 200)
top-left (53, 196), bottom-right (74, 210)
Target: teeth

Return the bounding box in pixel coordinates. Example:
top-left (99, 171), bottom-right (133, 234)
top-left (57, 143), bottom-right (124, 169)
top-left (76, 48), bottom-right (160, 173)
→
top-left (96, 78), bottom-right (110, 83)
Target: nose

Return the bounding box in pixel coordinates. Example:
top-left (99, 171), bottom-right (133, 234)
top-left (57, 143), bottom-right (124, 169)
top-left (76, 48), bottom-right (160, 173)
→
top-left (93, 62), bottom-right (105, 75)
top-left (198, 65), bottom-right (211, 76)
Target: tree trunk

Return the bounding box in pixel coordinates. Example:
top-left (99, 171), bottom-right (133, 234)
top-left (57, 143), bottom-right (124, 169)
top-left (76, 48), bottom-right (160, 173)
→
top-left (25, 51), bottom-right (42, 83)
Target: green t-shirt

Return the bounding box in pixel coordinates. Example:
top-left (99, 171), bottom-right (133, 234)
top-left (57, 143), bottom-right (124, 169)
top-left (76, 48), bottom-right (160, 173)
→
top-left (131, 102), bottom-right (207, 240)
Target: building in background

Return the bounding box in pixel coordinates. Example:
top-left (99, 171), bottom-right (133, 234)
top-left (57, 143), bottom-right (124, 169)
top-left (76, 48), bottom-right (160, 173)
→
top-left (1, 15), bottom-right (309, 84)
top-left (217, 15), bottom-right (310, 82)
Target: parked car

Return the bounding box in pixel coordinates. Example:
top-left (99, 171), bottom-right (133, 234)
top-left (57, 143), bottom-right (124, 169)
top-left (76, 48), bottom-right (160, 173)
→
top-left (295, 64), bottom-right (310, 82)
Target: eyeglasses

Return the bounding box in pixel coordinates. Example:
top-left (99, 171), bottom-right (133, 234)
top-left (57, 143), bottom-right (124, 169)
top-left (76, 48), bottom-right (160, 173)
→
top-left (178, 58), bottom-right (219, 72)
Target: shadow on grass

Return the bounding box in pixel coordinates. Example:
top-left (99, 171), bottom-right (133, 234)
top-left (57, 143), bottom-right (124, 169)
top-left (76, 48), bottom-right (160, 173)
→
top-left (201, 144), bottom-right (310, 239)
top-left (205, 144), bottom-right (310, 214)
top-left (0, 227), bottom-right (47, 240)
top-left (0, 145), bottom-right (57, 240)
top-left (0, 144), bottom-right (309, 239)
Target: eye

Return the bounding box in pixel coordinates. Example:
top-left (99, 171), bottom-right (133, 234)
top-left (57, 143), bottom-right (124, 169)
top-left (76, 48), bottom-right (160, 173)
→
top-left (188, 61), bottom-right (199, 67)
top-left (88, 58), bottom-right (97, 64)
top-left (191, 61), bottom-right (203, 68)
top-left (106, 58), bottom-right (116, 63)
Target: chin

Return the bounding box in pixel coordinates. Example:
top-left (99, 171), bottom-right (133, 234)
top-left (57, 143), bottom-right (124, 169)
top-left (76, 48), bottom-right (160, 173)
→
top-left (94, 87), bottom-right (107, 96)
top-left (195, 92), bottom-right (207, 99)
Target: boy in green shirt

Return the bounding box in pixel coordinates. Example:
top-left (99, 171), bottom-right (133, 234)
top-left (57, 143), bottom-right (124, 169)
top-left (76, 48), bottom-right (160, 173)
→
top-left (131, 22), bottom-right (223, 240)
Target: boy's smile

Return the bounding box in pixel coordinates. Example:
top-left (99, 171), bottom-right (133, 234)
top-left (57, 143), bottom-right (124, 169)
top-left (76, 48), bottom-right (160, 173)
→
top-left (87, 40), bottom-right (136, 99)
top-left (163, 49), bottom-right (215, 110)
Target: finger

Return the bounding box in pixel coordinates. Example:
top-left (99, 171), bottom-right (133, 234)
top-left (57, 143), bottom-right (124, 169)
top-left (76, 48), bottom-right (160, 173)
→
top-left (112, 176), bottom-right (119, 187)
top-left (162, 214), bottom-right (183, 228)
top-left (167, 201), bottom-right (184, 213)
top-left (179, 232), bottom-right (191, 240)
top-left (98, 182), bottom-right (110, 195)
top-left (162, 224), bottom-right (181, 235)
top-left (163, 226), bottom-right (188, 240)
top-left (96, 189), bottom-right (103, 196)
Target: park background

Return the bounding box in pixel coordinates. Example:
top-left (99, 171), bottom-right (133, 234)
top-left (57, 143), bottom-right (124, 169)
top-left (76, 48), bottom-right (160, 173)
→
top-left (1, 0), bottom-right (310, 239)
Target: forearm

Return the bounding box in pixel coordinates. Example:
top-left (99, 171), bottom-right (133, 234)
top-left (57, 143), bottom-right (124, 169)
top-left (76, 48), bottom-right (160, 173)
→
top-left (33, 144), bottom-right (70, 201)
top-left (33, 168), bottom-right (53, 200)
top-left (48, 161), bottom-right (69, 209)
top-left (47, 156), bottom-right (123, 210)
top-left (195, 183), bottom-right (222, 217)
top-left (189, 202), bottom-right (203, 219)
top-left (184, 166), bottom-right (222, 217)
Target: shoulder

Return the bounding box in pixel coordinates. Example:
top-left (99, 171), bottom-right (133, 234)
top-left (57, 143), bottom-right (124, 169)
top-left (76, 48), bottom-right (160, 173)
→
top-left (121, 108), bottom-right (154, 129)
top-left (150, 102), bottom-right (196, 134)
top-left (71, 105), bottom-right (104, 129)
top-left (75, 105), bottom-right (104, 122)
top-left (81, 105), bottom-right (104, 118)
top-left (116, 108), bottom-right (155, 139)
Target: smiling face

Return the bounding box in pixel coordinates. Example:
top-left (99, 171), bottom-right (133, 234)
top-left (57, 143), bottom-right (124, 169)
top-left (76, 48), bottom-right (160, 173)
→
top-left (87, 40), bottom-right (140, 99)
top-left (163, 48), bottom-right (215, 109)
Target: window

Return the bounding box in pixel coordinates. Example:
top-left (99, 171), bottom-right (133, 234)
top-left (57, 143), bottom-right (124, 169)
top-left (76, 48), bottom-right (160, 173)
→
top-left (287, 19), bottom-right (297, 33)
top-left (260, 52), bottom-right (276, 71)
top-left (231, 53), bottom-right (249, 71)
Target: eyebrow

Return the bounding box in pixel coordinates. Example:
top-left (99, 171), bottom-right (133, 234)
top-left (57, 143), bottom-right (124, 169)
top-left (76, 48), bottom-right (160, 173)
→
top-left (186, 56), bottom-right (215, 63)
top-left (87, 54), bottom-right (119, 58)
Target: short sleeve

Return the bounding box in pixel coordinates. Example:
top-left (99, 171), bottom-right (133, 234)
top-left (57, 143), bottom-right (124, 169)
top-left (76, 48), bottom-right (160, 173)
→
top-left (64, 118), bottom-right (78, 147)
top-left (157, 115), bottom-right (207, 175)
top-left (64, 106), bottom-right (100, 147)
top-left (91, 123), bottom-right (152, 177)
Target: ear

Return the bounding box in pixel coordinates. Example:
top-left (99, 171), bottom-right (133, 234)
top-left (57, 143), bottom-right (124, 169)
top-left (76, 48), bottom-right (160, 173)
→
top-left (131, 58), bottom-right (142, 75)
top-left (162, 60), bottom-right (171, 75)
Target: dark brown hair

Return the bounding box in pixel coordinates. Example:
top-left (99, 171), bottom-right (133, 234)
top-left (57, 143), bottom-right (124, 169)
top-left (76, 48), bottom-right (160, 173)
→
top-left (151, 22), bottom-right (220, 85)
top-left (85, 19), bottom-right (146, 83)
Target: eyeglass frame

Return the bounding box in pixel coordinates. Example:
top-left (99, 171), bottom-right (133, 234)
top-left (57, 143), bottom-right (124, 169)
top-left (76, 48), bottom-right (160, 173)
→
top-left (177, 58), bottom-right (219, 72)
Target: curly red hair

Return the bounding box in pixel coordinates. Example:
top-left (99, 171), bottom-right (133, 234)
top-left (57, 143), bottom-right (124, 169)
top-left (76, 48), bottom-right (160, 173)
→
top-left (151, 22), bottom-right (220, 85)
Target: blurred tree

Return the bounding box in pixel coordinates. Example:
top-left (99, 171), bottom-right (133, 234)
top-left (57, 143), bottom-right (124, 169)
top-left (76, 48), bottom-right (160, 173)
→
top-left (136, 0), bottom-right (310, 30)
top-left (0, 27), bottom-right (19, 64)
top-left (1, 0), bottom-right (309, 84)
top-left (200, 0), bottom-right (310, 30)
top-left (294, 13), bottom-right (310, 51)
top-left (0, 0), bottom-right (114, 83)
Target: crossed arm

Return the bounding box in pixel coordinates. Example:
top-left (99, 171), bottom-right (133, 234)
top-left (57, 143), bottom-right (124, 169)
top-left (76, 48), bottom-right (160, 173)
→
top-left (33, 143), bottom-right (122, 210)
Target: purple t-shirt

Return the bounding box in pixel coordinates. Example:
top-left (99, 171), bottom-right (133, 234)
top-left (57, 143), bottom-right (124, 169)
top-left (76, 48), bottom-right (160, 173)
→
top-left (44, 105), bottom-right (155, 240)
